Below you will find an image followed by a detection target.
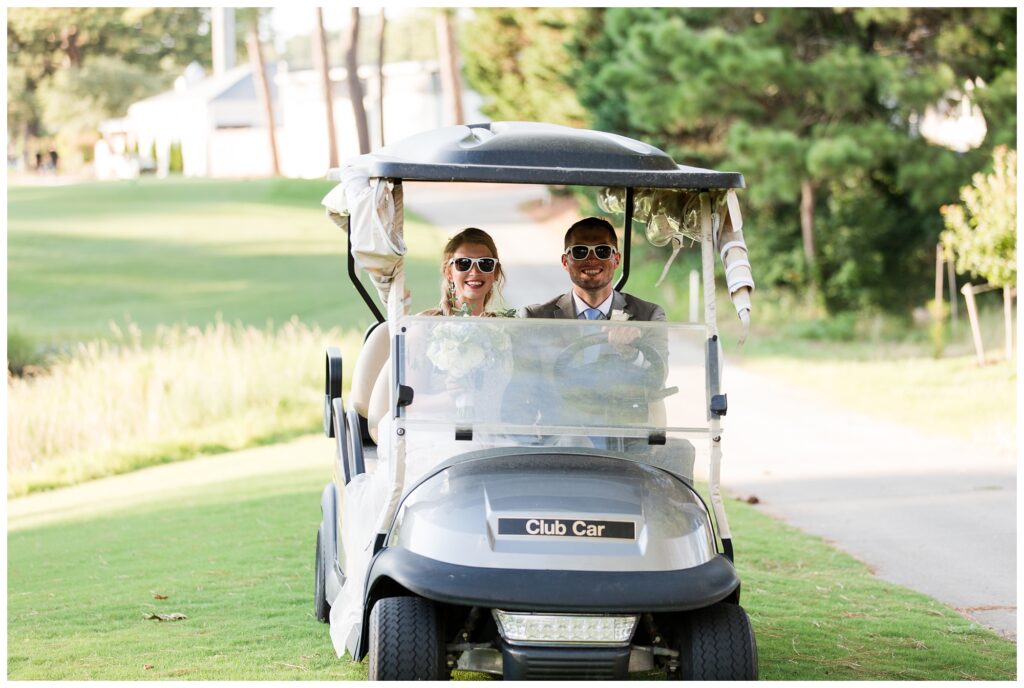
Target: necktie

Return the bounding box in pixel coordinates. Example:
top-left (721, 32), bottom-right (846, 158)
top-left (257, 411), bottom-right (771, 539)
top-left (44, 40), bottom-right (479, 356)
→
top-left (579, 307), bottom-right (607, 449)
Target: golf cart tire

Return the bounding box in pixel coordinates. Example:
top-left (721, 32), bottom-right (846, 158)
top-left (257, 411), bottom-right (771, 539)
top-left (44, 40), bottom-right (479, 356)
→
top-left (313, 527), bottom-right (330, 623)
top-left (323, 346), bottom-right (342, 438)
top-left (675, 603), bottom-right (758, 680)
top-left (367, 596), bottom-right (447, 681)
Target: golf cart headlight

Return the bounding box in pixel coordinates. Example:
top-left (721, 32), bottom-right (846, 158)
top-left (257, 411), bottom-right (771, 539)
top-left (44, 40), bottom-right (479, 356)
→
top-left (493, 610), bottom-right (638, 644)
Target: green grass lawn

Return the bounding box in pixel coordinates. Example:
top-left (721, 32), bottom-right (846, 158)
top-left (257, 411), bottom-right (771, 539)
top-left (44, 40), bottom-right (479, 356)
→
top-left (7, 178), bottom-right (449, 494)
top-left (7, 177), bottom-right (445, 345)
top-left (7, 441), bottom-right (1015, 680)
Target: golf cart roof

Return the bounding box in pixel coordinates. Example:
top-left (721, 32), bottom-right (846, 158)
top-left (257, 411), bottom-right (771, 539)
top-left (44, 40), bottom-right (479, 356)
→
top-left (343, 122), bottom-right (744, 189)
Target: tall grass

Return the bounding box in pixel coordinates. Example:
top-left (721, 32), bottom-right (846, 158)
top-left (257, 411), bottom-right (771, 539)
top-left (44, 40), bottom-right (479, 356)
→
top-left (7, 319), bottom-right (361, 496)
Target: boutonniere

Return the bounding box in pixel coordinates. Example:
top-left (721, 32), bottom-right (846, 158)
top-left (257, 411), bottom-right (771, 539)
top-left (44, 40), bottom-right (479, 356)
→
top-left (609, 309), bottom-right (632, 321)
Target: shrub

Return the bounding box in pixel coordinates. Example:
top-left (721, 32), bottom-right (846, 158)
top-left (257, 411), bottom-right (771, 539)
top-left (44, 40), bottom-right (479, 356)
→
top-left (941, 146), bottom-right (1017, 288)
top-left (784, 313), bottom-right (859, 342)
top-left (168, 140), bottom-right (184, 173)
top-left (7, 330), bottom-right (48, 376)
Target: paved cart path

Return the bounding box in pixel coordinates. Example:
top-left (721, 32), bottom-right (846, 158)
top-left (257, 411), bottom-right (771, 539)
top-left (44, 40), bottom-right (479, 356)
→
top-left (404, 183), bottom-right (1018, 640)
top-left (720, 365), bottom-right (1016, 639)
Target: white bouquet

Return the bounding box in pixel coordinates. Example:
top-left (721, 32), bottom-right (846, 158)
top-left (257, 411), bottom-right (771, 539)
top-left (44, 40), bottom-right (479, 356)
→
top-left (426, 320), bottom-right (511, 380)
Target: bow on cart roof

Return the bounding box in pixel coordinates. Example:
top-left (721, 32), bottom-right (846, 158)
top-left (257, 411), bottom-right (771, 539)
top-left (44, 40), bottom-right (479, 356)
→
top-left (345, 121), bottom-right (745, 189)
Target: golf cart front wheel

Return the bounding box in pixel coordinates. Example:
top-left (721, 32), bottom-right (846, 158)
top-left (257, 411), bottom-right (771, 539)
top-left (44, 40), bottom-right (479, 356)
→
top-left (672, 602), bottom-right (758, 680)
top-left (368, 596), bottom-right (447, 680)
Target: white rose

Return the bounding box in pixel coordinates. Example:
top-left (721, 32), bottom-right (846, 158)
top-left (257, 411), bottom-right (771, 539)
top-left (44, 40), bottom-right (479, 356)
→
top-left (461, 344), bottom-right (485, 369)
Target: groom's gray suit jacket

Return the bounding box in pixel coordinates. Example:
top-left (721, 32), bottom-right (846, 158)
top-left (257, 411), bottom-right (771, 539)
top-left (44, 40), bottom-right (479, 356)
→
top-left (519, 290), bottom-right (666, 322)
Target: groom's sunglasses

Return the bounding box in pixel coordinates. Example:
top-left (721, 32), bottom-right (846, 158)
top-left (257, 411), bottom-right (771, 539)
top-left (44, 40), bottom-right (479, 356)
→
top-left (565, 244), bottom-right (617, 261)
top-left (450, 257), bottom-right (499, 273)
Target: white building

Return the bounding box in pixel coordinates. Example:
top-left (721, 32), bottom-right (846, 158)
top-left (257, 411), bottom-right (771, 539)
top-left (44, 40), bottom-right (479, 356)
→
top-left (98, 60), bottom-right (484, 179)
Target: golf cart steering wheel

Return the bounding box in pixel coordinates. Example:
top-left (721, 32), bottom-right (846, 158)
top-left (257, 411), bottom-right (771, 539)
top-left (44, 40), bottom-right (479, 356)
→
top-left (552, 332), bottom-right (668, 406)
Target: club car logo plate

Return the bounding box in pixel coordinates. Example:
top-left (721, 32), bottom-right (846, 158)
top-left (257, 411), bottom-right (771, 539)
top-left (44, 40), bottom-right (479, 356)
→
top-left (498, 517), bottom-right (636, 540)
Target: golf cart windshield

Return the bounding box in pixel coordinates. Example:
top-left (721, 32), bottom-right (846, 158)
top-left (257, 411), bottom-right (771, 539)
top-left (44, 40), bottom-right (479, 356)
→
top-left (395, 317), bottom-right (713, 484)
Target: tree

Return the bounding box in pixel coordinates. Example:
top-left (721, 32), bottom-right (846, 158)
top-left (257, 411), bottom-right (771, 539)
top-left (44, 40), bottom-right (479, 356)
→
top-left (376, 9), bottom-right (386, 147)
top-left (37, 55), bottom-right (156, 134)
top-left (35, 55), bottom-right (159, 164)
top-left (460, 7), bottom-right (1015, 313)
top-left (941, 145), bottom-right (1016, 363)
top-left (434, 9), bottom-right (464, 125)
top-left (562, 7), bottom-right (1015, 312)
top-left (313, 8), bottom-right (339, 167)
top-left (345, 8), bottom-right (370, 155)
top-left (7, 7), bottom-right (209, 74)
top-left (6, 63), bottom-right (40, 165)
top-left (244, 12), bottom-right (280, 175)
top-left (576, 11), bottom-right (913, 300)
top-left (7, 8), bottom-right (210, 160)
top-left (461, 8), bottom-right (587, 127)
top-left (941, 146), bottom-right (1016, 287)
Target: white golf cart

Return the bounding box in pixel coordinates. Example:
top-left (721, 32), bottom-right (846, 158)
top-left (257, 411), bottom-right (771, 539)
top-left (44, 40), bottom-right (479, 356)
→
top-left (314, 122), bottom-right (756, 680)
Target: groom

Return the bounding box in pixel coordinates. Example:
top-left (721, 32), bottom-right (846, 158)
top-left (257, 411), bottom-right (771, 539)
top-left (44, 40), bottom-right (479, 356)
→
top-left (516, 216), bottom-right (668, 444)
top-left (521, 216), bottom-right (665, 328)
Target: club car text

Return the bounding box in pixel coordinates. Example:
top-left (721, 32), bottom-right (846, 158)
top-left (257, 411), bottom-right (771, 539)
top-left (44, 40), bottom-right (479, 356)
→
top-left (498, 517), bottom-right (636, 539)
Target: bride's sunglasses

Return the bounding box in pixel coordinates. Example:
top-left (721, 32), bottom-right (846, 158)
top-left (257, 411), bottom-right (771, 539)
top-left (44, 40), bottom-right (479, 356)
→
top-left (450, 257), bottom-right (499, 273)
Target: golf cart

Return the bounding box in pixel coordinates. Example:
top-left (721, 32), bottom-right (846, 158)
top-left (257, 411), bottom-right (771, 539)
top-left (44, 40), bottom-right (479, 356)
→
top-left (314, 122), bottom-right (757, 680)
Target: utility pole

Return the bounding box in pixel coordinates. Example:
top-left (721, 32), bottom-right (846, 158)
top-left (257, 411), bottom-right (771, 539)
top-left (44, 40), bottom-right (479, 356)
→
top-left (212, 7), bottom-right (236, 75)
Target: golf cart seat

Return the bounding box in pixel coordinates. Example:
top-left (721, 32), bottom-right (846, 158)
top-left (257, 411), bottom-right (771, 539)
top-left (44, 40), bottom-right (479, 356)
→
top-left (366, 365), bottom-right (390, 445)
top-left (350, 322), bottom-right (389, 421)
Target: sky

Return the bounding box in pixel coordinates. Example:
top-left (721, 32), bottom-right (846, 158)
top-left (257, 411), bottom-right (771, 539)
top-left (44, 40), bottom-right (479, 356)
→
top-left (268, 6), bottom-right (406, 52)
top-left (269, 7), bottom-right (345, 46)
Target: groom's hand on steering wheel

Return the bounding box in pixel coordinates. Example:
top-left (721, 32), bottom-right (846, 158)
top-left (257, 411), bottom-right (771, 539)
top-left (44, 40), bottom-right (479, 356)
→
top-left (606, 325), bottom-right (642, 358)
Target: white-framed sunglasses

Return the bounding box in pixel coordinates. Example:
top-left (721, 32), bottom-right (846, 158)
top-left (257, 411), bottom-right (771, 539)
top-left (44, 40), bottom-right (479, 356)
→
top-left (449, 256), bottom-right (499, 273)
top-left (564, 244), bottom-right (618, 261)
